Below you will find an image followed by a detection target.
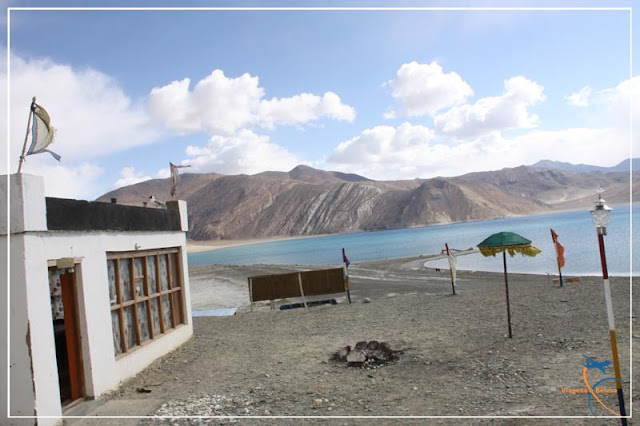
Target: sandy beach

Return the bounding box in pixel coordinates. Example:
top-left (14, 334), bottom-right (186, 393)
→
top-left (186, 235), bottom-right (327, 253)
top-left (68, 255), bottom-right (637, 424)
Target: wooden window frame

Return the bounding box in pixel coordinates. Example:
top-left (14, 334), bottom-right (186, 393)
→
top-left (107, 248), bottom-right (185, 357)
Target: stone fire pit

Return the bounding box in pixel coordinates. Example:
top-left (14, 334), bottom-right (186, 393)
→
top-left (331, 341), bottom-right (403, 368)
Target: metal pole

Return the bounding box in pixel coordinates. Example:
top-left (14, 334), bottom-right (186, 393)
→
top-left (551, 229), bottom-right (564, 287)
top-left (597, 232), bottom-right (627, 424)
top-left (503, 251), bottom-right (512, 339)
top-left (17, 97), bottom-right (36, 174)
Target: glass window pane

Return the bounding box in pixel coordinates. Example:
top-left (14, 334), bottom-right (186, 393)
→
top-left (161, 294), bottom-right (172, 330)
top-left (134, 258), bottom-right (145, 298)
top-left (159, 255), bottom-right (169, 291)
top-left (49, 269), bottom-right (64, 320)
top-left (169, 253), bottom-right (180, 289)
top-left (123, 306), bottom-right (137, 350)
top-left (147, 256), bottom-right (157, 294)
top-left (151, 297), bottom-right (162, 334)
top-left (107, 260), bottom-right (117, 305)
top-left (111, 311), bottom-right (122, 355)
top-left (137, 303), bottom-right (150, 343)
top-left (119, 259), bottom-right (133, 302)
top-left (172, 291), bottom-right (183, 325)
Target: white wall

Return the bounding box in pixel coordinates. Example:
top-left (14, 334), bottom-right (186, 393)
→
top-left (2, 174), bottom-right (62, 425)
top-left (2, 174), bottom-right (193, 424)
top-left (38, 230), bottom-right (193, 396)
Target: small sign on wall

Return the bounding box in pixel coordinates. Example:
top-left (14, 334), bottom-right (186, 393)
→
top-left (56, 257), bottom-right (76, 269)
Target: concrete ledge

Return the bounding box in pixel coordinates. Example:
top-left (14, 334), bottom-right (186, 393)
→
top-left (46, 198), bottom-right (182, 232)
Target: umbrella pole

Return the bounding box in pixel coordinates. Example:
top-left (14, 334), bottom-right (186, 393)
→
top-left (503, 251), bottom-right (513, 338)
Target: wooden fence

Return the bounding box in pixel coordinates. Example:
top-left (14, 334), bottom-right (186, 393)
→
top-left (248, 267), bottom-right (350, 310)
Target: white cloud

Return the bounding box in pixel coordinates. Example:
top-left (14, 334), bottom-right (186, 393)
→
top-left (565, 86), bottom-right (592, 107)
top-left (3, 54), bottom-right (159, 168)
top-left (29, 162), bottom-right (104, 200)
top-left (434, 76), bottom-right (545, 139)
top-left (258, 92), bottom-right (355, 129)
top-left (113, 166), bottom-right (152, 189)
top-left (149, 69), bottom-right (355, 136)
top-left (148, 70), bottom-right (262, 135)
top-left (385, 61), bottom-right (473, 117)
top-left (327, 122), bottom-right (620, 181)
top-left (1, 52), bottom-right (159, 199)
top-left (184, 129), bottom-right (300, 175)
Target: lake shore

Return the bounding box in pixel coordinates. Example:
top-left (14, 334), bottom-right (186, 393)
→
top-left (186, 234), bottom-right (330, 253)
top-left (92, 255), bottom-right (636, 421)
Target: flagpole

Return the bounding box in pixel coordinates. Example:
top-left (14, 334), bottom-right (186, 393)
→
top-left (17, 97), bottom-right (36, 174)
top-left (550, 229), bottom-right (564, 287)
top-left (342, 248), bottom-right (352, 304)
top-left (445, 243), bottom-right (456, 295)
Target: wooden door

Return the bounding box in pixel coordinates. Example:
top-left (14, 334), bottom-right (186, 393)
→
top-left (50, 268), bottom-right (85, 404)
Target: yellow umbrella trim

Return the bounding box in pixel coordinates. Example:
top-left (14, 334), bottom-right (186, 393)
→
top-left (478, 244), bottom-right (541, 258)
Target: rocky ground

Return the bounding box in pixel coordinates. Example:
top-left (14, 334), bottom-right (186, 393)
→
top-left (68, 257), bottom-right (636, 425)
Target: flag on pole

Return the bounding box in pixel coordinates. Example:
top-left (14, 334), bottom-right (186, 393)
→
top-left (342, 247), bottom-right (350, 268)
top-left (27, 102), bottom-right (60, 161)
top-left (550, 229), bottom-right (566, 268)
top-left (170, 162), bottom-right (191, 197)
top-left (448, 248), bottom-right (457, 284)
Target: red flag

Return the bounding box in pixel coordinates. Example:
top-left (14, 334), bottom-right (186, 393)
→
top-left (550, 229), bottom-right (565, 268)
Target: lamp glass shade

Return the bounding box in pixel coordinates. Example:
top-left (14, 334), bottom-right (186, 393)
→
top-left (590, 196), bottom-right (612, 229)
top-left (591, 208), bottom-right (611, 228)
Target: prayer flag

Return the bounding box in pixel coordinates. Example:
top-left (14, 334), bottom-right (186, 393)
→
top-left (550, 229), bottom-right (566, 268)
top-left (170, 162), bottom-right (191, 197)
top-left (27, 102), bottom-right (60, 161)
top-left (342, 247), bottom-right (350, 268)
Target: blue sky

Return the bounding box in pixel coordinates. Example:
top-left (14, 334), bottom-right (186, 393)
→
top-left (2, 2), bottom-right (638, 199)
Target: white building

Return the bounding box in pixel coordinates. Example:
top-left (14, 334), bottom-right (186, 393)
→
top-left (1, 174), bottom-right (194, 426)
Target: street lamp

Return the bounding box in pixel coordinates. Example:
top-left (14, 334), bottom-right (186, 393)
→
top-left (590, 195), bottom-right (627, 424)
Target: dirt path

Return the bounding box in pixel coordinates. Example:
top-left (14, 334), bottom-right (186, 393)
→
top-left (75, 257), bottom-right (636, 425)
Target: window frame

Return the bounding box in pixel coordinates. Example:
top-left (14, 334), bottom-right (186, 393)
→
top-left (107, 247), bottom-right (185, 357)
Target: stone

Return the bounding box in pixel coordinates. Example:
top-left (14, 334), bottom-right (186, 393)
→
top-left (332, 345), bottom-right (351, 362)
top-left (347, 350), bottom-right (366, 364)
top-left (355, 341), bottom-right (368, 351)
top-left (362, 297), bottom-right (371, 304)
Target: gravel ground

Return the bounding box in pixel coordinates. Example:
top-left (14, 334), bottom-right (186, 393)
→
top-left (87, 257), bottom-right (635, 425)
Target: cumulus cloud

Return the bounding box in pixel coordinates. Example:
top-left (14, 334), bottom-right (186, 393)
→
top-left (258, 92), bottom-right (355, 129)
top-left (327, 123), bottom-right (619, 181)
top-left (385, 61), bottom-right (473, 118)
top-left (184, 129), bottom-right (300, 175)
top-left (113, 166), bottom-right (153, 189)
top-left (3, 54), bottom-right (158, 167)
top-left (565, 86), bottom-right (592, 107)
top-left (434, 76), bottom-right (545, 139)
top-left (330, 122), bottom-right (435, 165)
top-left (149, 69), bottom-right (354, 136)
top-left (0, 52), bottom-right (160, 199)
top-left (30, 162), bottom-right (104, 200)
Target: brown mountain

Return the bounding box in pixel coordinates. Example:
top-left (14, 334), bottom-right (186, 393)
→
top-left (97, 164), bottom-right (637, 241)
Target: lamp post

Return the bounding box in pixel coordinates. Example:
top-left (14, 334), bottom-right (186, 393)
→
top-left (590, 195), bottom-right (627, 424)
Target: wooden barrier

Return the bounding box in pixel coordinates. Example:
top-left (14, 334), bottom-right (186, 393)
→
top-left (248, 267), bottom-right (349, 311)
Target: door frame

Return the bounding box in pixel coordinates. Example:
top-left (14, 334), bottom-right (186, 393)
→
top-left (50, 265), bottom-right (86, 404)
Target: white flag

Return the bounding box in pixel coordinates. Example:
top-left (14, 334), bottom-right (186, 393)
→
top-left (27, 102), bottom-right (61, 161)
top-left (448, 249), bottom-right (457, 285)
top-left (170, 162), bottom-right (190, 197)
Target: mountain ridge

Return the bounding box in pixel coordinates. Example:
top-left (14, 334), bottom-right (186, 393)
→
top-left (97, 163), bottom-right (637, 240)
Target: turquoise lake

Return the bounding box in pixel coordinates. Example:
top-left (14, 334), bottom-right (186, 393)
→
top-left (187, 204), bottom-right (638, 276)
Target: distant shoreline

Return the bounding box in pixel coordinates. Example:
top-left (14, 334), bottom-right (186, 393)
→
top-left (186, 234), bottom-right (329, 253)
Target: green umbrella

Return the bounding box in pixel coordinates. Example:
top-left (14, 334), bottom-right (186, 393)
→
top-left (477, 232), bottom-right (541, 338)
